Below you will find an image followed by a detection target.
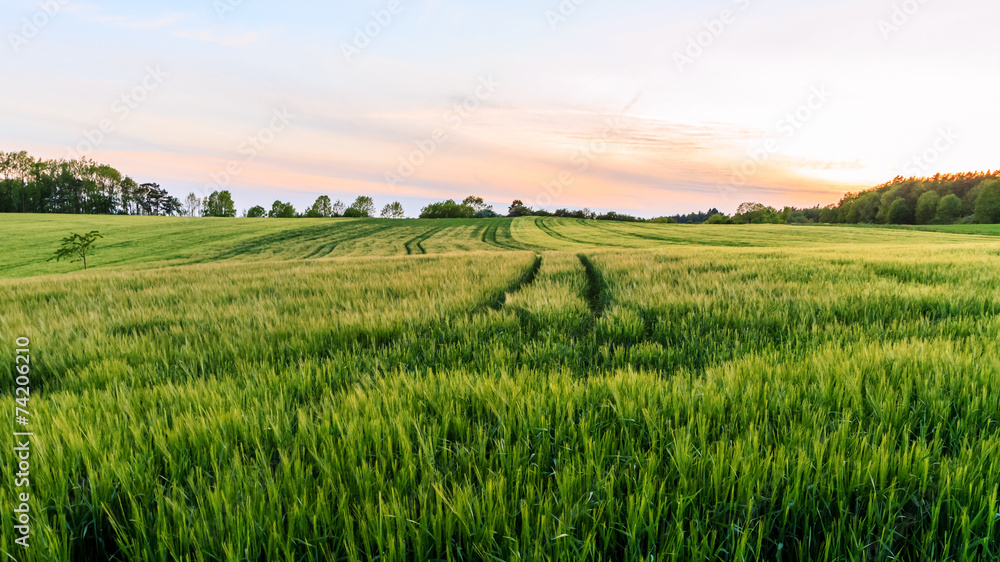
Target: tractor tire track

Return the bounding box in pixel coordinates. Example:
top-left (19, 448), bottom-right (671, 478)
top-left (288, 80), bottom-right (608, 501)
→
top-left (480, 221), bottom-right (504, 248)
top-left (577, 254), bottom-right (608, 319)
top-left (535, 217), bottom-right (609, 247)
top-left (482, 254), bottom-right (543, 311)
top-left (405, 226), bottom-right (448, 255)
top-left (302, 223), bottom-right (394, 259)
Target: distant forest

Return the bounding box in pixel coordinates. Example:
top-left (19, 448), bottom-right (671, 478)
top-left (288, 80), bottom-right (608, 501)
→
top-left (3, 151), bottom-right (999, 225)
top-left (826, 172), bottom-right (1000, 226)
top-left (657, 172), bottom-right (1000, 225)
top-left (0, 151), bottom-right (180, 215)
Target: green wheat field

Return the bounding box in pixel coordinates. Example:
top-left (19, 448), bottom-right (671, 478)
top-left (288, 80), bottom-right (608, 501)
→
top-left (3, 214), bottom-right (1000, 561)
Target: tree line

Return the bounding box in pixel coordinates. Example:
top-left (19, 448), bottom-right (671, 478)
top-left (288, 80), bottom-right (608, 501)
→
top-left (419, 198), bottom-right (655, 222)
top-left (666, 172), bottom-right (1000, 226)
top-left (190, 192), bottom-right (408, 219)
top-left (6, 150), bottom-right (1000, 226)
top-left (826, 172), bottom-right (1000, 225)
top-left (0, 151), bottom-right (180, 215)
top-left (417, 198), bottom-right (829, 225)
top-left (0, 151), bottom-right (409, 220)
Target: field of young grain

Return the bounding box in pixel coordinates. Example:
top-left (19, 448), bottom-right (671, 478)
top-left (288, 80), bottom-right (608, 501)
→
top-left (1, 214), bottom-right (987, 279)
top-left (2, 215), bottom-right (999, 561)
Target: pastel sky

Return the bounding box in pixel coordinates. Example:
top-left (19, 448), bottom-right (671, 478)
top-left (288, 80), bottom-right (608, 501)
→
top-left (3, 0), bottom-right (998, 217)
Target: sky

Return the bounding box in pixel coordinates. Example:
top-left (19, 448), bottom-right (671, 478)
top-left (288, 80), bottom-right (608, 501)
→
top-left (2, 0), bottom-right (999, 217)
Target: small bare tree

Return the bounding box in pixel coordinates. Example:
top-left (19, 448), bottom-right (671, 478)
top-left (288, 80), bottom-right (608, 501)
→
top-left (49, 231), bottom-right (103, 271)
top-left (184, 193), bottom-right (202, 217)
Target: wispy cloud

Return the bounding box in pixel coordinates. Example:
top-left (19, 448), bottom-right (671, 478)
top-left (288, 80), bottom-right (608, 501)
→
top-left (174, 27), bottom-right (270, 48)
top-left (6, 0), bottom-right (999, 216)
top-left (90, 13), bottom-right (185, 30)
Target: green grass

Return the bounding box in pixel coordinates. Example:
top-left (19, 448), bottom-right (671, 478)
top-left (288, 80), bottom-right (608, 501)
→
top-left (3, 214), bottom-right (1000, 560)
top-left (882, 223), bottom-right (1000, 237)
top-left (0, 215), bottom-right (532, 278)
top-left (3, 213), bottom-right (994, 279)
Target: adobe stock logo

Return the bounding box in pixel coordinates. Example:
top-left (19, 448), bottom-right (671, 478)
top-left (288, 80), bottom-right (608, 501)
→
top-left (65, 65), bottom-right (169, 160)
top-left (7, 0), bottom-right (69, 54)
top-left (385, 76), bottom-right (500, 188)
top-left (545, 0), bottom-right (588, 31)
top-left (723, 85), bottom-right (834, 193)
top-left (532, 116), bottom-right (626, 207)
top-left (878, 0), bottom-right (930, 40)
top-left (213, 0), bottom-right (246, 21)
top-left (206, 108), bottom-right (295, 191)
top-left (902, 128), bottom-right (959, 177)
top-left (673, 0), bottom-right (752, 73)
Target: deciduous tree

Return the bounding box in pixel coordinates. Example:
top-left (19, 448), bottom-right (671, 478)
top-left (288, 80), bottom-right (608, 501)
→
top-left (381, 202), bottom-right (405, 218)
top-left (183, 193), bottom-right (202, 217)
top-left (420, 200), bottom-right (474, 219)
top-left (269, 200), bottom-right (296, 218)
top-left (309, 195), bottom-right (334, 218)
top-left (462, 196), bottom-right (492, 213)
top-left (49, 231), bottom-right (103, 270)
top-left (887, 198), bottom-right (913, 224)
top-left (915, 191), bottom-right (940, 225)
top-left (935, 194), bottom-right (962, 224)
top-left (348, 196), bottom-right (375, 218)
top-left (203, 191), bottom-right (237, 217)
top-left (508, 200), bottom-right (532, 217)
top-left (974, 180), bottom-right (1000, 224)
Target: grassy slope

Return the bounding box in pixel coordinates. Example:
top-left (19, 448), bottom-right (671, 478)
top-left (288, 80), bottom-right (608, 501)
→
top-left (3, 213), bottom-right (995, 279)
top-left (882, 223), bottom-right (1000, 236)
top-left (0, 215), bottom-right (531, 278)
top-left (4, 215), bottom-right (1000, 560)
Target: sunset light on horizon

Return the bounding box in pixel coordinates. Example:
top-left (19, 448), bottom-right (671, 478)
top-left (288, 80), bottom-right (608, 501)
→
top-left (8, 2), bottom-right (1000, 558)
top-left (3, 0), bottom-right (998, 217)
